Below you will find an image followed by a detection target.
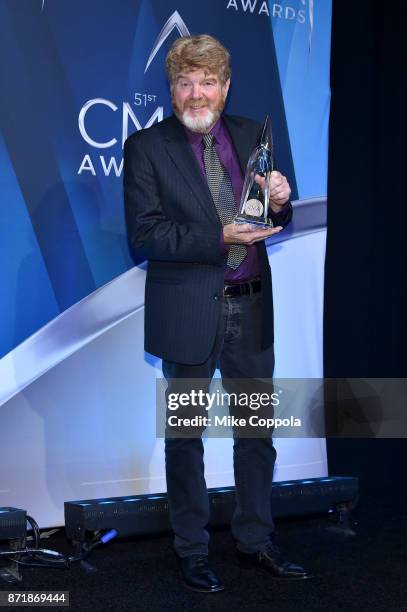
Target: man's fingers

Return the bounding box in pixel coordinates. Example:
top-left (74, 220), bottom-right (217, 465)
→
top-left (254, 226), bottom-right (282, 238)
top-left (234, 223), bottom-right (255, 233)
top-left (236, 225), bottom-right (279, 237)
top-left (270, 186), bottom-right (288, 198)
top-left (225, 222), bottom-right (283, 245)
top-left (269, 179), bottom-right (284, 190)
top-left (255, 175), bottom-right (266, 187)
top-left (245, 226), bottom-right (282, 244)
top-left (256, 172), bottom-right (288, 197)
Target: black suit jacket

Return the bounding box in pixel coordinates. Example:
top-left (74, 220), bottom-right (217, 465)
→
top-left (123, 114), bottom-right (292, 364)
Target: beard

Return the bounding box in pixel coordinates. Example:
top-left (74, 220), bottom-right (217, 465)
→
top-left (173, 98), bottom-right (225, 133)
top-left (181, 108), bottom-right (219, 133)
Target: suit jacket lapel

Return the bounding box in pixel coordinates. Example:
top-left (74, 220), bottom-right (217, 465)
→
top-left (162, 114), bottom-right (255, 224)
top-left (163, 116), bottom-right (220, 225)
top-left (222, 114), bottom-right (254, 174)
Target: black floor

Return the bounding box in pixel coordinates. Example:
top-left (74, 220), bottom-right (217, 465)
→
top-left (2, 491), bottom-right (407, 612)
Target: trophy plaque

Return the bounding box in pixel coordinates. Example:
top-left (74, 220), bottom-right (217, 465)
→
top-left (235, 116), bottom-right (274, 228)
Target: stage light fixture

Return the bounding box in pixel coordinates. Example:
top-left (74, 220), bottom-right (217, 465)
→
top-left (0, 508), bottom-right (27, 542)
top-left (65, 476), bottom-right (358, 546)
top-left (0, 507), bottom-right (27, 583)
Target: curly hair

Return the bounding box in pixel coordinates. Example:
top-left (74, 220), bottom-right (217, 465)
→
top-left (166, 34), bottom-right (231, 87)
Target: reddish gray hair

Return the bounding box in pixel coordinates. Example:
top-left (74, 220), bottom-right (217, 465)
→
top-left (166, 34), bottom-right (231, 88)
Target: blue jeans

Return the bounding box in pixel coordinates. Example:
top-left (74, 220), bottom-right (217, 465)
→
top-left (163, 291), bottom-right (276, 557)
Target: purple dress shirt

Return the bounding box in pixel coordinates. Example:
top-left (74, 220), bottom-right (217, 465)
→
top-left (184, 118), bottom-right (260, 282)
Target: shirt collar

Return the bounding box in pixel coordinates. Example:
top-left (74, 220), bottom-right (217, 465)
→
top-left (183, 116), bottom-right (223, 147)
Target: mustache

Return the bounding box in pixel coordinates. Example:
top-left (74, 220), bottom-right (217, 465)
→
top-left (185, 102), bottom-right (208, 108)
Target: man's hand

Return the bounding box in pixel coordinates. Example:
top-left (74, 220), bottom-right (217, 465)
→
top-left (223, 223), bottom-right (282, 246)
top-left (255, 171), bottom-right (291, 213)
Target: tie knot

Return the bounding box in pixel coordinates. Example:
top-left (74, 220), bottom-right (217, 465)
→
top-left (202, 133), bottom-right (215, 149)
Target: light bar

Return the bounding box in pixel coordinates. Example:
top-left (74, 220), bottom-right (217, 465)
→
top-left (65, 477), bottom-right (358, 544)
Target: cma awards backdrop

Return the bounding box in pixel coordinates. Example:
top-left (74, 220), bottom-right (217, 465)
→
top-left (0, 0), bottom-right (331, 526)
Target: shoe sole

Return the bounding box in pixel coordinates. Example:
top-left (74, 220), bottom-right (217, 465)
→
top-left (265, 573), bottom-right (315, 581)
top-left (237, 559), bottom-right (315, 580)
top-left (184, 582), bottom-right (225, 593)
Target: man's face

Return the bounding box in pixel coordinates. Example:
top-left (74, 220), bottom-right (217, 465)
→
top-left (172, 69), bottom-right (230, 133)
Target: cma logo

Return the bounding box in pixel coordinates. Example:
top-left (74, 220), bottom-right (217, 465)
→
top-left (78, 98), bottom-right (163, 149)
top-left (77, 11), bottom-right (191, 177)
top-left (78, 9), bottom-right (190, 150)
top-left (77, 99), bottom-right (163, 177)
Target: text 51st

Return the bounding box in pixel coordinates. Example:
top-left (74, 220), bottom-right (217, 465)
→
top-left (134, 93), bottom-right (157, 106)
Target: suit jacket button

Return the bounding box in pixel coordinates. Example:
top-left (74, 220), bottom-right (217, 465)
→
top-left (213, 294), bottom-right (219, 301)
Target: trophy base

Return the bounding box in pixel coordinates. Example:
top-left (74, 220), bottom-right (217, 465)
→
top-left (234, 214), bottom-right (274, 229)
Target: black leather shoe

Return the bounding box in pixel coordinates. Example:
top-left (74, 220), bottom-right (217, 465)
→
top-left (237, 542), bottom-right (314, 581)
top-left (179, 554), bottom-right (224, 592)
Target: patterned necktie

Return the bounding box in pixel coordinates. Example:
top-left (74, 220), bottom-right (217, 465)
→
top-left (202, 133), bottom-right (247, 270)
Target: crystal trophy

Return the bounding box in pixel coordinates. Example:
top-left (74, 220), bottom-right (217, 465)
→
top-left (235, 116), bottom-right (274, 227)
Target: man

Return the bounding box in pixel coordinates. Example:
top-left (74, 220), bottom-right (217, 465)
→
top-left (124, 34), bottom-right (312, 592)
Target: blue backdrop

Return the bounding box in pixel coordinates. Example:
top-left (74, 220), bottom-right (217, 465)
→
top-left (0, 0), bottom-right (331, 358)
